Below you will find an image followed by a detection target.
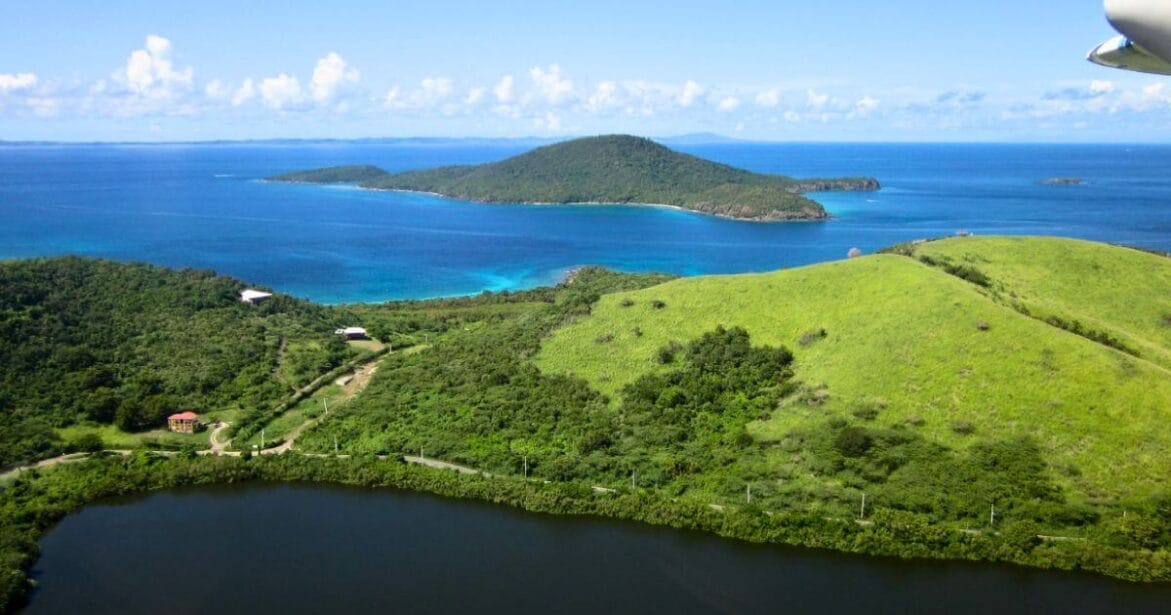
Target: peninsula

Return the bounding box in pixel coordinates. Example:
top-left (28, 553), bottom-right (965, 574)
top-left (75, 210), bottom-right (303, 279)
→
top-left (268, 135), bottom-right (880, 221)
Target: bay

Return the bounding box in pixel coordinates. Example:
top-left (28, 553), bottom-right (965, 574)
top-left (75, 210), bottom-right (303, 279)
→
top-left (2, 142), bottom-right (1169, 303)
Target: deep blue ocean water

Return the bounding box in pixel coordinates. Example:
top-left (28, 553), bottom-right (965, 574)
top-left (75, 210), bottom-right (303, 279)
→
top-left (2, 141), bottom-right (1170, 303)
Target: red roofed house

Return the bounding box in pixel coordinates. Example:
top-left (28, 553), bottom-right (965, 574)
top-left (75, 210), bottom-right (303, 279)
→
top-left (168, 411), bottom-right (199, 434)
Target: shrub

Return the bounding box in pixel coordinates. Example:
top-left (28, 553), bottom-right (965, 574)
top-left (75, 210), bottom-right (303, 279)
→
top-left (70, 433), bottom-right (105, 453)
top-left (798, 328), bottom-right (828, 347)
top-left (852, 404), bottom-right (880, 421)
top-left (632, 326), bottom-right (643, 337)
top-left (655, 342), bottom-right (683, 365)
top-left (595, 333), bottom-right (615, 344)
top-left (951, 420), bottom-right (976, 435)
top-left (977, 321), bottom-right (991, 331)
top-left (619, 298), bottom-right (635, 308)
top-left (835, 426), bottom-right (875, 457)
top-left (651, 299), bottom-right (667, 309)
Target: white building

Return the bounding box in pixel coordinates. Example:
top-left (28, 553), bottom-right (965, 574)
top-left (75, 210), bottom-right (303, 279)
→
top-left (335, 327), bottom-right (368, 340)
top-left (240, 289), bottom-right (273, 304)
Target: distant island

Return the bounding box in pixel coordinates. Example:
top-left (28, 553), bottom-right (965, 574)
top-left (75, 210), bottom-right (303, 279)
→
top-left (268, 135), bottom-right (880, 221)
top-left (1042, 177), bottom-right (1084, 186)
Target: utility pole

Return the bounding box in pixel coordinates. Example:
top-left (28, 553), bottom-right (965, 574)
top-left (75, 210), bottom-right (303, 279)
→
top-left (861, 493), bottom-right (867, 520)
top-left (990, 503), bottom-right (996, 527)
top-left (746, 484), bottom-right (752, 504)
top-left (631, 468), bottom-right (636, 489)
top-left (333, 435), bottom-right (339, 455)
top-left (261, 428), bottom-right (265, 450)
top-left (523, 455), bottom-right (528, 479)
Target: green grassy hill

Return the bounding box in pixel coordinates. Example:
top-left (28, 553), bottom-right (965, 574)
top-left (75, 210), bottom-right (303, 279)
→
top-left (536, 238), bottom-right (1171, 505)
top-left (909, 236), bottom-right (1171, 372)
top-left (269, 135), bottom-right (879, 221)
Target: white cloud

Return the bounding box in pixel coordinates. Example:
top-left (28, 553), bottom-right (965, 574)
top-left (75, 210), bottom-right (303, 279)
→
top-left (851, 95), bottom-right (880, 117)
top-left (807, 89), bottom-right (830, 109)
top-left (465, 87), bottom-right (486, 105)
top-left (25, 97), bottom-right (59, 117)
top-left (383, 87), bottom-right (401, 107)
top-left (259, 74), bottom-right (303, 110)
top-left (677, 80), bottom-right (703, 107)
top-left (421, 76), bottom-right (453, 100)
top-left (717, 96), bottom-right (741, 112)
top-left (121, 34), bottom-right (193, 97)
top-left (204, 79), bottom-right (228, 101)
top-left (310, 52), bottom-right (359, 102)
top-left (535, 111), bottom-right (562, 131)
top-left (493, 75), bottom-right (514, 102)
top-left (586, 81), bottom-right (619, 112)
top-left (755, 88), bottom-right (781, 108)
top-left (382, 77), bottom-right (458, 114)
top-left (1089, 80), bottom-right (1115, 95)
top-left (102, 34), bottom-right (195, 116)
top-left (0, 72), bottom-right (37, 94)
top-left (231, 79), bottom-right (255, 106)
top-left (529, 64), bottom-right (573, 105)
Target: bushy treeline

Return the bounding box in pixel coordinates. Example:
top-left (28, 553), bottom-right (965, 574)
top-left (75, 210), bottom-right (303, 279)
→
top-left (0, 257), bottom-right (348, 466)
top-left (3, 453), bottom-right (1170, 612)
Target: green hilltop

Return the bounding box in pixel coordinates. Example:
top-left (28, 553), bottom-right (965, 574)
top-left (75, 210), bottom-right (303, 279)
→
top-left (536, 237), bottom-right (1171, 506)
top-left (269, 135), bottom-right (879, 221)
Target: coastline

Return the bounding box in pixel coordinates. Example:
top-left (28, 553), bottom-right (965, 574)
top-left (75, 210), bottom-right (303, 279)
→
top-left (267, 179), bottom-right (837, 223)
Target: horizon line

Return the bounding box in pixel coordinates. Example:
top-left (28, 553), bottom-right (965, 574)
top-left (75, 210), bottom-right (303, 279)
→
top-left (2, 134), bottom-right (1169, 147)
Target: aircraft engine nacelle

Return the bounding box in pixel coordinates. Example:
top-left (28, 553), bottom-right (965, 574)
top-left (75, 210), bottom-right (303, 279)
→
top-left (1089, 0), bottom-right (1171, 75)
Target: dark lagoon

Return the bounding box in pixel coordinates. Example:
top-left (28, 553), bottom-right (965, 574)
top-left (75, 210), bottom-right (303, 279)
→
top-left (25, 484), bottom-right (1171, 614)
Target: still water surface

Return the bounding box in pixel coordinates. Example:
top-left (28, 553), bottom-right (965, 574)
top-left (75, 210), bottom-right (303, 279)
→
top-left (27, 483), bottom-right (1171, 614)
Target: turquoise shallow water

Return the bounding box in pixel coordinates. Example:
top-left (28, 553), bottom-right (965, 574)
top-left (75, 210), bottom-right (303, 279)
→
top-left (2, 142), bottom-right (1169, 303)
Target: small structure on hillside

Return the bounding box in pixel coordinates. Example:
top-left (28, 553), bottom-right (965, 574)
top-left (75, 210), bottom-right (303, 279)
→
top-left (335, 327), bottom-right (368, 340)
top-left (167, 411), bottom-right (199, 434)
top-left (241, 289), bottom-right (273, 304)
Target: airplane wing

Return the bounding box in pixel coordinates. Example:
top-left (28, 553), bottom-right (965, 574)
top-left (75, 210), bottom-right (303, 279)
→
top-left (1089, 0), bottom-right (1171, 75)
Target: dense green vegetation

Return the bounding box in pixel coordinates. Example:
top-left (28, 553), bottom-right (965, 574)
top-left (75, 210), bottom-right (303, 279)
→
top-left (269, 135), bottom-right (880, 221)
top-left (538, 244), bottom-right (1171, 507)
top-left (0, 257), bottom-right (351, 466)
top-left (3, 237), bottom-right (1171, 609)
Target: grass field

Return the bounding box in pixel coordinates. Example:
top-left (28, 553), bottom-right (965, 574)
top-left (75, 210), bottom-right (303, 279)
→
top-left (237, 383), bottom-right (349, 449)
top-left (58, 422), bottom-right (213, 450)
top-left (913, 236), bottom-right (1171, 372)
top-left (536, 239), bottom-right (1171, 503)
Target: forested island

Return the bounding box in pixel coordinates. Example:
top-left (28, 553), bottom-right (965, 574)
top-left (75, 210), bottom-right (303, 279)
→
top-left (268, 135), bottom-right (880, 221)
top-left (4, 236), bottom-right (1171, 610)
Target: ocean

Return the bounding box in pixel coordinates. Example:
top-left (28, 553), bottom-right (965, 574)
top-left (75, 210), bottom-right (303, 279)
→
top-left (2, 141), bottom-right (1169, 303)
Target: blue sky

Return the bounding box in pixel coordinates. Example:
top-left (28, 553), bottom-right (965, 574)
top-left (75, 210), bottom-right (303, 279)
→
top-left (1, 0), bottom-right (1167, 142)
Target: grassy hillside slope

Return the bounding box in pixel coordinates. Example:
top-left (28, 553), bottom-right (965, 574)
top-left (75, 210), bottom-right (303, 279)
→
top-left (911, 236), bottom-right (1171, 372)
top-left (536, 245), bottom-right (1171, 503)
top-left (270, 135), bottom-right (879, 221)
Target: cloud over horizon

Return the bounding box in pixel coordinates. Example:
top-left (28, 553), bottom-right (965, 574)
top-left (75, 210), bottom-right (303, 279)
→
top-left (4, 33), bottom-right (1171, 141)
